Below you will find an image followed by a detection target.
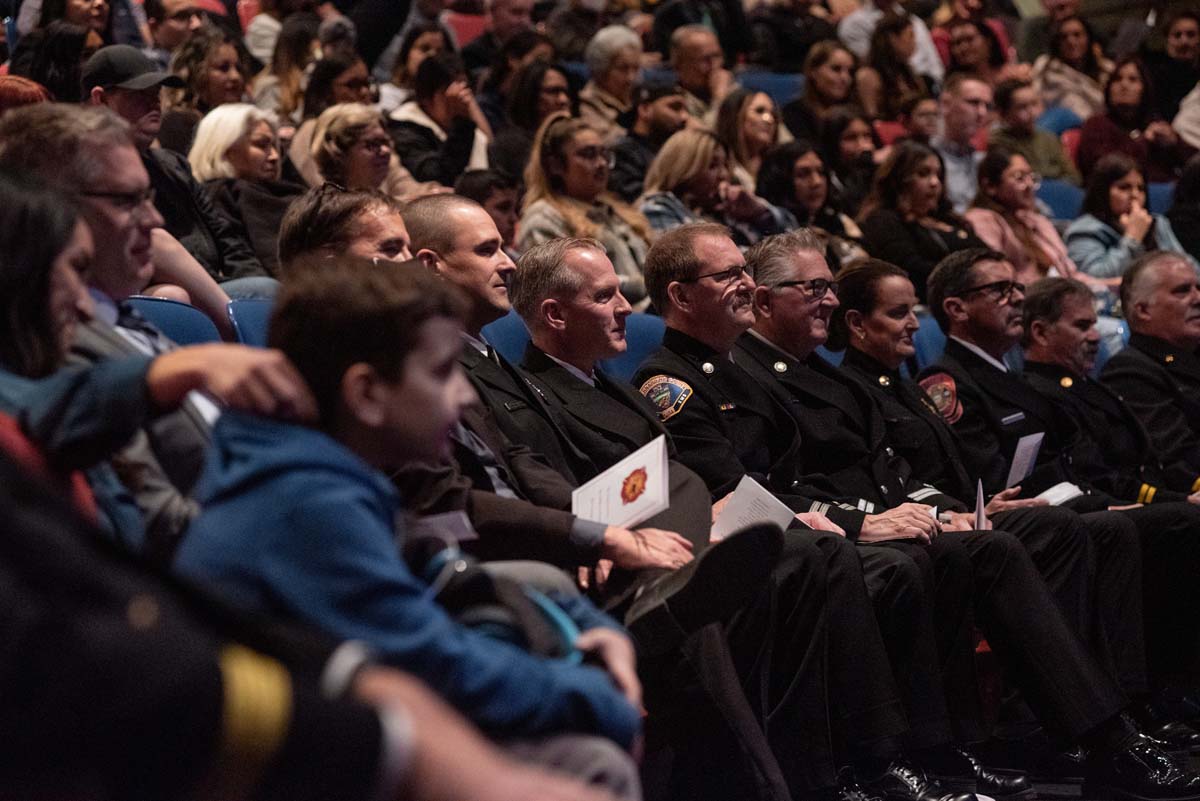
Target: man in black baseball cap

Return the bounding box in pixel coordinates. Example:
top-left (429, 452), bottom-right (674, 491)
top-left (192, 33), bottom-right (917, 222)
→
top-left (84, 43), bottom-right (271, 292)
top-left (84, 45), bottom-right (184, 150)
top-left (609, 77), bottom-right (689, 203)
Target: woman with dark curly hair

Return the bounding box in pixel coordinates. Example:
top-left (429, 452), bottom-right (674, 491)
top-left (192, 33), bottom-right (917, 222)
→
top-left (1076, 56), bottom-right (1195, 182)
top-left (159, 25), bottom-right (251, 153)
top-left (945, 17), bottom-right (1029, 88)
top-left (858, 140), bottom-right (985, 300)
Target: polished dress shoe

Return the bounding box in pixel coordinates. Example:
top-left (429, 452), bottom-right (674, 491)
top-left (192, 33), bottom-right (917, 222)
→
top-left (1132, 704), bottom-right (1200, 756)
top-left (1085, 733), bottom-right (1200, 801)
top-left (624, 522), bottom-right (784, 656)
top-left (863, 757), bottom-right (978, 801)
top-left (932, 746), bottom-right (1035, 800)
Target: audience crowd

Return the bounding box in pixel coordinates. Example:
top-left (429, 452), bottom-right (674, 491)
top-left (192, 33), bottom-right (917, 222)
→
top-left (5, 0), bottom-right (1200, 798)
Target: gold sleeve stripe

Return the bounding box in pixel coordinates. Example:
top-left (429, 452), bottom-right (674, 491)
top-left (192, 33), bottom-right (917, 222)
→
top-left (1145, 486), bottom-right (1157, 504)
top-left (1192, 477), bottom-right (1200, 494)
top-left (1138, 484), bottom-right (1150, 504)
top-left (216, 645), bottom-right (293, 791)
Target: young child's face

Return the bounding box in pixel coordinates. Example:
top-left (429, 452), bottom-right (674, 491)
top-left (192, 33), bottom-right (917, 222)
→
top-left (381, 315), bottom-right (477, 463)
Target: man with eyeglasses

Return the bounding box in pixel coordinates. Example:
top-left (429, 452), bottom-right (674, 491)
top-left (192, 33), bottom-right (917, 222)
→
top-left (932, 74), bottom-right (994, 215)
top-left (142, 0), bottom-right (205, 70)
top-left (634, 223), bottom-right (994, 801)
top-left (84, 45), bottom-right (274, 299)
top-left (920, 249), bottom-right (1200, 759)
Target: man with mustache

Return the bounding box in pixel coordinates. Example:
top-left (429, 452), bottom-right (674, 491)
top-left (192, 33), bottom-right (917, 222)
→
top-left (920, 249), bottom-right (1200, 749)
top-left (632, 222), bottom-right (992, 801)
top-left (1099, 252), bottom-right (1200, 498)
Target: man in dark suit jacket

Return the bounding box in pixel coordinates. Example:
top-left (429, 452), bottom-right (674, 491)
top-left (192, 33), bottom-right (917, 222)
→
top-left (1100, 252), bottom-right (1200, 494)
top-left (511, 230), bottom-right (957, 801)
top-left (920, 248), bottom-right (1200, 750)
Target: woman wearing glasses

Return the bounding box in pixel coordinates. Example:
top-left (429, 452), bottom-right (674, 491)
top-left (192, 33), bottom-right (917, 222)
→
top-left (517, 114), bottom-right (654, 309)
top-left (311, 103), bottom-right (394, 192)
top-left (859, 140), bottom-right (986, 302)
top-left (640, 129), bottom-right (796, 249)
top-left (1065, 153), bottom-right (1196, 287)
top-left (967, 148), bottom-right (1125, 353)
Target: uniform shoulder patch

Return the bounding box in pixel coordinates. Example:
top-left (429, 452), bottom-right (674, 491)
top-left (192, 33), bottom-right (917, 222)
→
top-left (919, 373), bottom-right (963, 424)
top-left (639, 375), bottom-right (693, 421)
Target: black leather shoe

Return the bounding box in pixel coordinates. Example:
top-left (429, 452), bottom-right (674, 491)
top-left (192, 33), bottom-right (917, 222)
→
top-left (935, 746), bottom-right (1034, 800)
top-left (1132, 704), bottom-right (1200, 756)
top-left (625, 522), bottom-right (784, 656)
top-left (863, 758), bottom-right (978, 801)
top-left (1085, 733), bottom-right (1200, 801)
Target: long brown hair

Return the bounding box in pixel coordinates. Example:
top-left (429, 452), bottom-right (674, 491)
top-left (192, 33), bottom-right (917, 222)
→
top-left (973, 147), bottom-right (1054, 274)
top-left (523, 113), bottom-right (653, 242)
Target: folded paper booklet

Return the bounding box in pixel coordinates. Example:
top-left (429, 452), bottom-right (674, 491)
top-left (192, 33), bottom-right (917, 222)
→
top-left (1006, 432), bottom-right (1044, 489)
top-left (711, 475), bottom-right (796, 541)
top-left (1037, 481), bottom-right (1085, 506)
top-left (571, 435), bottom-right (670, 528)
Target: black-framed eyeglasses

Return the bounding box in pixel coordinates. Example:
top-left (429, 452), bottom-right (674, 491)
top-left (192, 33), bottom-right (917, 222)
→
top-left (957, 280), bottom-right (1025, 304)
top-left (679, 264), bottom-right (746, 285)
top-left (773, 278), bottom-right (838, 300)
top-left (80, 187), bottom-right (156, 213)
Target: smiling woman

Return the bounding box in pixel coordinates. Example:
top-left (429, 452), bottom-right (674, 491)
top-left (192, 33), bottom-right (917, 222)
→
top-left (518, 113), bottom-right (655, 311)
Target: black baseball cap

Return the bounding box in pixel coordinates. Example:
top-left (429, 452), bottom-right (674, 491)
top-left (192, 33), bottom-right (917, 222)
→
top-left (632, 77), bottom-right (685, 108)
top-left (82, 45), bottom-right (186, 93)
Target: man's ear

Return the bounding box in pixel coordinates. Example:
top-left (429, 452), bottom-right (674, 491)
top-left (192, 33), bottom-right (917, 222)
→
top-left (943, 296), bottom-right (969, 328)
top-left (751, 284), bottom-right (773, 318)
top-left (540, 297), bottom-right (566, 332)
top-left (665, 280), bottom-right (690, 314)
top-left (1026, 317), bottom-right (1050, 347)
top-left (339, 363), bottom-right (387, 427)
top-left (89, 86), bottom-right (107, 107)
top-left (415, 248), bottom-right (440, 274)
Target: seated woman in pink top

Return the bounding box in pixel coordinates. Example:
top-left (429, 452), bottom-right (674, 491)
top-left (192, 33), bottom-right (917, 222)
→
top-left (965, 146), bottom-right (1124, 352)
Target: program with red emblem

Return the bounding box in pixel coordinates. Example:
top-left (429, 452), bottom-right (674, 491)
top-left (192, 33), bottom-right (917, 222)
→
top-left (571, 436), bottom-right (669, 528)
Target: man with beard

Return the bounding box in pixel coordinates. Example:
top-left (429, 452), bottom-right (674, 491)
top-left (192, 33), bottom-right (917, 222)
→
top-left (1023, 275), bottom-right (1200, 714)
top-left (609, 79), bottom-right (691, 204)
top-left (1100, 252), bottom-right (1200, 494)
top-left (919, 249), bottom-right (1200, 750)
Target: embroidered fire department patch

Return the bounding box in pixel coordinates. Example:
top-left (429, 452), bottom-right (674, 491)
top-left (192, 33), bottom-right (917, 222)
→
top-left (639, 375), bottom-right (693, 421)
top-left (918, 373), bottom-right (962, 424)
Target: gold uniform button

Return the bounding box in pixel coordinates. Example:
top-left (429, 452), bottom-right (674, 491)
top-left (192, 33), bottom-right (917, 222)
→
top-left (1060, 376), bottom-right (1073, 388)
top-left (878, 375), bottom-right (891, 387)
top-left (1166, 355), bottom-right (1176, 364)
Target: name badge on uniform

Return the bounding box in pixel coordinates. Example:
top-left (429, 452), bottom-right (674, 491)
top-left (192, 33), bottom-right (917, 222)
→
top-left (1000, 411), bottom-right (1026, 426)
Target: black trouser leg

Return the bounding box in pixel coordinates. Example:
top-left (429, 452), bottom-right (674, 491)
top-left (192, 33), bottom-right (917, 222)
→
top-left (948, 528), bottom-right (1126, 741)
top-left (1080, 510), bottom-right (1148, 698)
top-left (867, 539), bottom-right (969, 746)
top-left (810, 534), bottom-right (910, 765)
top-left (725, 530), bottom-right (838, 794)
top-left (1120, 502), bottom-right (1200, 689)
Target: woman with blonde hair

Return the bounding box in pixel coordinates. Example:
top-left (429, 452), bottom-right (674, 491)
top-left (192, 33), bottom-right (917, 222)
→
top-left (189, 104), bottom-right (305, 274)
top-left (639, 127), bottom-right (795, 247)
top-left (311, 102), bottom-right (394, 191)
top-left (517, 113), bottom-right (654, 309)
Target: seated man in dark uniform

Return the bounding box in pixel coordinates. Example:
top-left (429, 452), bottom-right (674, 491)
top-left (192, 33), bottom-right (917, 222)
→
top-left (630, 223), bottom-right (1200, 801)
top-left (918, 249), bottom-right (1200, 753)
top-left (511, 233), bottom-right (967, 801)
top-left (1100, 252), bottom-right (1200, 497)
top-left (1022, 276), bottom-right (1200, 715)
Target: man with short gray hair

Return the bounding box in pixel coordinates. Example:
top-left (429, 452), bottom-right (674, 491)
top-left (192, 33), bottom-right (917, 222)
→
top-left (1101, 252), bottom-right (1200, 494)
